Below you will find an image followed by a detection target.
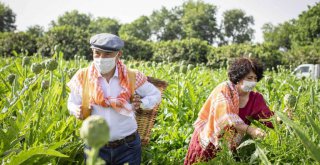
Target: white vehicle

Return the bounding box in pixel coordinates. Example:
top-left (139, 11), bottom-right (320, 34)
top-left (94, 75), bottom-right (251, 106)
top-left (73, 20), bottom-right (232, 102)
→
top-left (293, 64), bottom-right (320, 79)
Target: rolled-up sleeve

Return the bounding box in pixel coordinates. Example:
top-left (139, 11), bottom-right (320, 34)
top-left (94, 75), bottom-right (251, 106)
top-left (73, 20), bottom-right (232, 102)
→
top-left (67, 90), bottom-right (82, 117)
top-left (135, 81), bottom-right (162, 110)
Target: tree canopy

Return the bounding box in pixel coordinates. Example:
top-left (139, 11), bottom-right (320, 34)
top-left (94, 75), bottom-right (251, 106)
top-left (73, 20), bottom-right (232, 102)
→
top-left (221, 9), bottom-right (254, 44)
top-left (180, 0), bottom-right (219, 44)
top-left (0, 2), bottom-right (16, 32)
top-left (50, 10), bottom-right (92, 29)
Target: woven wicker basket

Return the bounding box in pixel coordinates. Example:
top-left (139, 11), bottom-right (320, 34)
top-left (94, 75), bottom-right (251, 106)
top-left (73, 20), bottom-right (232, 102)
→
top-left (136, 76), bottom-right (168, 146)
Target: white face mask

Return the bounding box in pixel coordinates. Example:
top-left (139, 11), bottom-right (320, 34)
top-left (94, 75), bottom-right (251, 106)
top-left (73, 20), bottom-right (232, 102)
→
top-left (240, 80), bottom-right (257, 92)
top-left (93, 56), bottom-right (117, 74)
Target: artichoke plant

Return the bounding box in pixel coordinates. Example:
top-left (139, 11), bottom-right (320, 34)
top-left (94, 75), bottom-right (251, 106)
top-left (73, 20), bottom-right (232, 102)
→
top-left (80, 115), bottom-right (109, 165)
top-left (45, 59), bottom-right (58, 71)
top-left (173, 65), bottom-right (180, 72)
top-left (7, 74), bottom-right (16, 85)
top-left (284, 94), bottom-right (296, 109)
top-left (146, 62), bottom-right (152, 67)
top-left (67, 68), bottom-right (78, 78)
top-left (41, 80), bottom-right (50, 90)
top-left (31, 63), bottom-right (43, 75)
top-left (283, 94), bottom-right (296, 119)
top-left (22, 56), bottom-right (31, 67)
top-left (180, 65), bottom-right (187, 74)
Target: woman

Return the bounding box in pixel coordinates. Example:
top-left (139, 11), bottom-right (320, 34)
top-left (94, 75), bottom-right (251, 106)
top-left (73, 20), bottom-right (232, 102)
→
top-left (184, 58), bottom-right (274, 165)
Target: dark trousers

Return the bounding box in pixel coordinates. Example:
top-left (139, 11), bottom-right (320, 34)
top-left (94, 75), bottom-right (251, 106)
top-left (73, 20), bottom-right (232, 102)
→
top-left (85, 132), bottom-right (141, 165)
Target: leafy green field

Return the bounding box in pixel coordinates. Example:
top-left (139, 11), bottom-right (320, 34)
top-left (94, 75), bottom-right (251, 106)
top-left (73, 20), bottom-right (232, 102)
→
top-left (0, 54), bottom-right (319, 164)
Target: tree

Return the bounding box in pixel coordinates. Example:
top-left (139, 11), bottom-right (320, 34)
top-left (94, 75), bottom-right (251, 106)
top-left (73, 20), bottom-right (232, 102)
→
top-left (50, 10), bottom-right (92, 29)
top-left (38, 25), bottom-right (90, 59)
top-left (26, 25), bottom-right (44, 38)
top-left (119, 16), bottom-right (151, 40)
top-left (149, 7), bottom-right (184, 41)
top-left (262, 21), bottom-right (295, 49)
top-left (0, 2), bottom-right (16, 32)
top-left (89, 17), bottom-right (121, 35)
top-left (221, 9), bottom-right (254, 44)
top-left (292, 2), bottom-right (320, 46)
top-left (0, 32), bottom-right (37, 56)
top-left (180, 0), bottom-right (219, 44)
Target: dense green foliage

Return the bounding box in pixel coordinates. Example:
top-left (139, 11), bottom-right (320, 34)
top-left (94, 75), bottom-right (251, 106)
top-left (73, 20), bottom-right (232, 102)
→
top-left (221, 9), bottom-right (254, 44)
top-left (0, 2), bottom-right (16, 32)
top-left (0, 32), bottom-right (37, 56)
top-left (1, 1), bottom-right (319, 68)
top-left (262, 2), bottom-right (320, 64)
top-left (0, 55), bottom-right (319, 164)
top-left (119, 16), bottom-right (151, 40)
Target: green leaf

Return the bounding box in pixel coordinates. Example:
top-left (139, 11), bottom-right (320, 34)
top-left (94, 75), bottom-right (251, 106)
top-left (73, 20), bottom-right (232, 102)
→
top-left (256, 143), bottom-right (271, 165)
top-left (250, 149), bottom-right (259, 164)
top-left (8, 147), bottom-right (68, 165)
top-left (307, 115), bottom-right (320, 137)
top-left (237, 139), bottom-right (255, 149)
top-left (276, 111), bottom-right (320, 162)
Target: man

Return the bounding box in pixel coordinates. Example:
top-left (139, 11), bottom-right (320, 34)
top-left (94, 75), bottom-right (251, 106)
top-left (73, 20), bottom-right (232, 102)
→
top-left (67, 33), bottom-right (161, 164)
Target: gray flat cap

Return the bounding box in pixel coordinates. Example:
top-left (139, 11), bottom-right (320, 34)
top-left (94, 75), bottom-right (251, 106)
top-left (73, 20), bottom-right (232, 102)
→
top-left (90, 33), bottom-right (124, 52)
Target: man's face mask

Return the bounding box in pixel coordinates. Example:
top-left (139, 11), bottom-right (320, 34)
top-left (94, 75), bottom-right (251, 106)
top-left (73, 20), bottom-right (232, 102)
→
top-left (240, 80), bottom-right (257, 92)
top-left (93, 53), bottom-right (118, 74)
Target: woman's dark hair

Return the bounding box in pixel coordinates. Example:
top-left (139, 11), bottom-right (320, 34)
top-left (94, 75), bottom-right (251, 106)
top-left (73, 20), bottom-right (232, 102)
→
top-left (228, 58), bottom-right (264, 84)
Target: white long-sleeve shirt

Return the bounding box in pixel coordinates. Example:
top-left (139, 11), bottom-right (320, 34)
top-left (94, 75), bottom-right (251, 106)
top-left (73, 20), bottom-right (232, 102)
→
top-left (67, 67), bottom-right (161, 141)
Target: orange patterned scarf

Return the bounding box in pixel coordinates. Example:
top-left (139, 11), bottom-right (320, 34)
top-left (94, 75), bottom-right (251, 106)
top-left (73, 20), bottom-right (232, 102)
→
top-left (67, 60), bottom-right (147, 116)
top-left (194, 81), bottom-right (245, 149)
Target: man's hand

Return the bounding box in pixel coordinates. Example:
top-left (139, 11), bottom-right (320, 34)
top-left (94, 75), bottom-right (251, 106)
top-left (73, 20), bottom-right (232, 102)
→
top-left (75, 105), bottom-right (91, 120)
top-left (132, 94), bottom-right (142, 110)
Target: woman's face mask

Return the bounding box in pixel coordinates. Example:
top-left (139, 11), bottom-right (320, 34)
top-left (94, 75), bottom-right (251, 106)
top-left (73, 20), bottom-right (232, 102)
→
top-left (240, 80), bottom-right (257, 92)
top-left (93, 55), bottom-right (117, 74)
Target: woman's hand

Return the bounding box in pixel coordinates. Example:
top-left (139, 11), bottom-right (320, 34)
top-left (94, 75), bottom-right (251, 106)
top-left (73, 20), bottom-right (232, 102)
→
top-left (247, 126), bottom-right (266, 139)
top-left (132, 94), bottom-right (142, 110)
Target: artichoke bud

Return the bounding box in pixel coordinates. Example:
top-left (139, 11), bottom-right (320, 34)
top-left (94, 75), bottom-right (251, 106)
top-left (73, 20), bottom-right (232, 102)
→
top-left (146, 62), bottom-right (152, 67)
top-left (173, 65), bottom-right (180, 72)
top-left (284, 94), bottom-right (296, 109)
top-left (80, 115), bottom-right (110, 148)
top-left (7, 74), bottom-right (16, 85)
top-left (41, 80), bottom-right (50, 90)
top-left (67, 68), bottom-right (78, 78)
top-left (31, 63), bottom-right (43, 74)
top-left (40, 61), bottom-right (46, 69)
top-left (45, 59), bottom-right (58, 71)
top-left (22, 56), bottom-right (31, 66)
top-left (180, 65), bottom-right (187, 74)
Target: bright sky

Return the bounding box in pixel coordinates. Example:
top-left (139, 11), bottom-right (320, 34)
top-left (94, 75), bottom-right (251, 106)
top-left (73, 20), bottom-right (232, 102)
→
top-left (2, 0), bottom-right (320, 43)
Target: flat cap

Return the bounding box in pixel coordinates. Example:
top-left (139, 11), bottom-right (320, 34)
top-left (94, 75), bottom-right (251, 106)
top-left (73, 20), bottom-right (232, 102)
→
top-left (90, 33), bottom-right (124, 52)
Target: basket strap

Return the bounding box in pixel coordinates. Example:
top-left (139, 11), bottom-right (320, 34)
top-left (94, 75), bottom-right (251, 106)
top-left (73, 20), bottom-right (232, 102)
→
top-left (127, 68), bottom-right (137, 101)
top-left (81, 68), bottom-right (91, 119)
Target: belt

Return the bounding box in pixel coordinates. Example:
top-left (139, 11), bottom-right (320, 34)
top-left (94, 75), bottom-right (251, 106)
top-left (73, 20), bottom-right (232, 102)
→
top-left (106, 132), bottom-right (137, 148)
